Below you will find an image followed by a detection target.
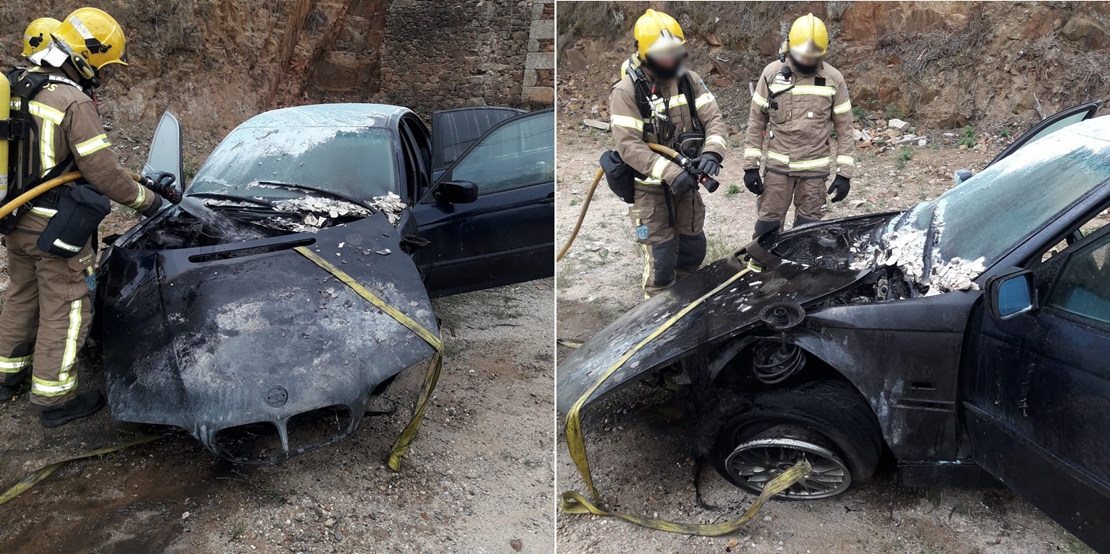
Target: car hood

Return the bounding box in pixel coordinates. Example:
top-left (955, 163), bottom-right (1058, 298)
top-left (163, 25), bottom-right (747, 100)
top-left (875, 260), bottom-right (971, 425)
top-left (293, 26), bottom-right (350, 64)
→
top-left (556, 214), bottom-right (893, 414)
top-left (96, 201), bottom-right (436, 463)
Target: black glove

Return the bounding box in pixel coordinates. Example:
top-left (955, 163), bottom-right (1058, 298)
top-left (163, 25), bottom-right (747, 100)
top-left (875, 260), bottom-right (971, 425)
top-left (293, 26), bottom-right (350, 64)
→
top-left (140, 171), bottom-right (181, 205)
top-left (827, 175), bottom-right (850, 203)
top-left (139, 195), bottom-right (164, 218)
top-left (669, 172), bottom-right (699, 196)
top-left (692, 152), bottom-right (722, 177)
top-left (743, 169), bottom-right (764, 195)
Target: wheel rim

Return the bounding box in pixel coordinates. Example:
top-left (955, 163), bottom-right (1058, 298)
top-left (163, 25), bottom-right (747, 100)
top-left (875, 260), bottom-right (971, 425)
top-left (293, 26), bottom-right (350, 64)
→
top-left (724, 437), bottom-right (851, 499)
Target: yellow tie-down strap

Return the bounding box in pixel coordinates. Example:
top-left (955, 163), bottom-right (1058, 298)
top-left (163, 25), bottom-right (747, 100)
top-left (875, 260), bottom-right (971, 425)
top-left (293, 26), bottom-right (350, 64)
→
top-left (294, 246), bottom-right (443, 471)
top-left (0, 434), bottom-right (163, 505)
top-left (562, 265), bottom-right (813, 535)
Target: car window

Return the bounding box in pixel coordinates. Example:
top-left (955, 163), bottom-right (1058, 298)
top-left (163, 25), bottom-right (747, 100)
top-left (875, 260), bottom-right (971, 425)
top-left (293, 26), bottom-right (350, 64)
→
top-left (449, 112), bottom-right (554, 195)
top-left (1014, 113), bottom-right (1091, 154)
top-left (897, 128), bottom-right (1110, 271)
top-left (1047, 233), bottom-right (1110, 324)
top-left (189, 126), bottom-right (397, 203)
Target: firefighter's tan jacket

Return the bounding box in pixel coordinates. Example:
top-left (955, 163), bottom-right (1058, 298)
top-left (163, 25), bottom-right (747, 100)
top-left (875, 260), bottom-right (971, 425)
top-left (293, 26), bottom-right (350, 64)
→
top-left (10, 65), bottom-right (156, 230)
top-left (743, 59), bottom-right (855, 179)
top-left (610, 63), bottom-right (728, 187)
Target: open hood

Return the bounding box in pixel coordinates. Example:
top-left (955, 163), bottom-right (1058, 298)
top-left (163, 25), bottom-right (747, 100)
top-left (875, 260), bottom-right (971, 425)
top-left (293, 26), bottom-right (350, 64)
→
top-left (96, 205), bottom-right (437, 462)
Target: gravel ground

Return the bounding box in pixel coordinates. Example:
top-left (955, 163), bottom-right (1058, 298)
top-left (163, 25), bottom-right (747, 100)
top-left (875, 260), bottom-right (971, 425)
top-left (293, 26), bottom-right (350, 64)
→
top-left (554, 125), bottom-right (1098, 553)
top-left (0, 228), bottom-right (555, 554)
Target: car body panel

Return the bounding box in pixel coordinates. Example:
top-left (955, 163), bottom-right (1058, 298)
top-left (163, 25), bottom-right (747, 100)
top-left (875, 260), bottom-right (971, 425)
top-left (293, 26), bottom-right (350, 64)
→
top-left (555, 220), bottom-right (877, 413)
top-left (963, 225), bottom-right (1110, 552)
top-left (415, 109), bottom-right (554, 297)
top-left (99, 205), bottom-right (437, 462)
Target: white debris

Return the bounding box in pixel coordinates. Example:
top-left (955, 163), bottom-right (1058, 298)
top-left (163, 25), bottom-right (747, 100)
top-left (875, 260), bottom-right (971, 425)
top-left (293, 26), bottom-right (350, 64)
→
top-left (918, 138), bottom-right (927, 147)
top-left (888, 118), bottom-right (909, 130)
top-left (376, 248), bottom-right (392, 256)
top-left (856, 207), bottom-right (985, 294)
top-left (370, 192), bottom-right (406, 226)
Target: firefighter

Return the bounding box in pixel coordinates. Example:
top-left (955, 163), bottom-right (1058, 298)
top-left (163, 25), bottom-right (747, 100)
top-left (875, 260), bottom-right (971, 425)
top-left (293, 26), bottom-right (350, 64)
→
top-left (611, 9), bottom-right (728, 297)
top-left (0, 8), bottom-right (180, 427)
top-left (22, 18), bottom-right (61, 59)
top-left (742, 13), bottom-right (855, 238)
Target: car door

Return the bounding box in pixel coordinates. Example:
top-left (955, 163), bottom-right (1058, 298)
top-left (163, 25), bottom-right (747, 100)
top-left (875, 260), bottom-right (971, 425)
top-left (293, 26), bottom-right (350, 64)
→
top-left (430, 107), bottom-right (525, 178)
top-left (988, 101), bottom-right (1100, 167)
top-left (144, 111), bottom-right (184, 188)
top-left (412, 109), bottom-right (554, 298)
top-left (962, 226), bottom-right (1110, 552)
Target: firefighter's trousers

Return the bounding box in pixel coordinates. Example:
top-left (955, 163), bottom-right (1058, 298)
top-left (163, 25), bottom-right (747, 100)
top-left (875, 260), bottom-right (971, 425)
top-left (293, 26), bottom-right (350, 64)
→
top-left (0, 221), bottom-right (94, 407)
top-left (629, 184), bottom-right (706, 297)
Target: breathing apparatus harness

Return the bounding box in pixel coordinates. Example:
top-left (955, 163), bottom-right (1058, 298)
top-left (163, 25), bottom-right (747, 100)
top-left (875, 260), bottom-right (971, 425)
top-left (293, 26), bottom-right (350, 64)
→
top-left (0, 63), bottom-right (114, 255)
top-left (626, 56), bottom-right (705, 158)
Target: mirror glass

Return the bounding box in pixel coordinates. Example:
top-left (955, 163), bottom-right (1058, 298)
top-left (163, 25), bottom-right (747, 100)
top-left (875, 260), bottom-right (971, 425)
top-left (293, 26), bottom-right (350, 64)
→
top-left (997, 274), bottom-right (1033, 318)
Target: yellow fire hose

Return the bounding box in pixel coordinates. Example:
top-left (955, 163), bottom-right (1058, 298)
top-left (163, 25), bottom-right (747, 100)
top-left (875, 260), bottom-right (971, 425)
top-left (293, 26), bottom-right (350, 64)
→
top-left (561, 263), bottom-right (812, 534)
top-left (557, 143), bottom-right (684, 262)
top-left (0, 171), bottom-right (143, 220)
top-left (0, 186), bottom-right (442, 504)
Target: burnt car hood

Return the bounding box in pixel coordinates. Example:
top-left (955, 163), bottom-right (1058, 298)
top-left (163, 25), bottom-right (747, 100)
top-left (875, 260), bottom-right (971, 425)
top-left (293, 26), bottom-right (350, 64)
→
top-left (556, 214), bottom-right (894, 414)
top-left (96, 200), bottom-right (437, 461)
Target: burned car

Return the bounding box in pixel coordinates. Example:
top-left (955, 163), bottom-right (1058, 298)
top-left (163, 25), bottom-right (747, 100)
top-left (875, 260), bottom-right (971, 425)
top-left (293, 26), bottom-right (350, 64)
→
top-left (558, 103), bottom-right (1110, 550)
top-left (94, 104), bottom-right (553, 463)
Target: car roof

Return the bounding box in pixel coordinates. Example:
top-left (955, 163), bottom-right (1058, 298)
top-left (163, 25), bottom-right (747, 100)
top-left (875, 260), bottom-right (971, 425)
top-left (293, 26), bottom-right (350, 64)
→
top-left (238, 103), bottom-right (412, 129)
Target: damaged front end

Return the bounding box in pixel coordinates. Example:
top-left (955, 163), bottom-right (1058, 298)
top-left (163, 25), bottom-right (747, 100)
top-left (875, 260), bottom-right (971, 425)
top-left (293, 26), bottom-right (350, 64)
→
top-left (556, 214), bottom-right (893, 413)
top-left (95, 197), bottom-right (437, 463)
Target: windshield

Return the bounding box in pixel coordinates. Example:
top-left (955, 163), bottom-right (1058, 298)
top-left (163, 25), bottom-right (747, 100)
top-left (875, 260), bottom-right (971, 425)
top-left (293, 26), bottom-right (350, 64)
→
top-left (896, 127), bottom-right (1110, 269)
top-left (188, 126), bottom-right (397, 202)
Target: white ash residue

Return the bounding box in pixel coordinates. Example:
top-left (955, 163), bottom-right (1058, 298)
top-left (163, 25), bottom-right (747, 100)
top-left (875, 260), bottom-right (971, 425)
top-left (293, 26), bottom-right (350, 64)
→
top-left (852, 205), bottom-right (985, 295)
top-left (370, 192), bottom-right (406, 225)
top-left (926, 256), bottom-right (986, 295)
top-left (268, 196), bottom-right (373, 233)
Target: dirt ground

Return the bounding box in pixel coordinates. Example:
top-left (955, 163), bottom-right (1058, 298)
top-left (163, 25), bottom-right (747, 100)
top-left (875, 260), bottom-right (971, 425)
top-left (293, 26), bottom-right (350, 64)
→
top-left (0, 250), bottom-right (554, 554)
top-left (554, 124), bottom-right (1098, 553)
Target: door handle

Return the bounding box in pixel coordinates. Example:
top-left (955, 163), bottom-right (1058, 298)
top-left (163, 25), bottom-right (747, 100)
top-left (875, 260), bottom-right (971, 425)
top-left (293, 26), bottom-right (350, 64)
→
top-left (540, 192), bottom-right (555, 205)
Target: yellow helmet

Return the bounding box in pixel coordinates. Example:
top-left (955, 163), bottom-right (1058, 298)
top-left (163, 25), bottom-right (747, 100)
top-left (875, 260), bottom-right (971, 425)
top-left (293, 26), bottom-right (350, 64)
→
top-left (22, 17), bottom-right (61, 57)
top-left (53, 7), bottom-right (128, 70)
top-left (634, 9), bottom-right (686, 61)
top-left (787, 13), bottom-right (829, 59)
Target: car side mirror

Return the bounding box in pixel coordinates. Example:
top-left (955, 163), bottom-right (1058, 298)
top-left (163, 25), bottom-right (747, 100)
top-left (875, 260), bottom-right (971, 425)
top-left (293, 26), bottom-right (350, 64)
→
top-left (953, 169), bottom-right (973, 186)
top-left (435, 180), bottom-right (479, 204)
top-left (985, 269), bottom-right (1037, 320)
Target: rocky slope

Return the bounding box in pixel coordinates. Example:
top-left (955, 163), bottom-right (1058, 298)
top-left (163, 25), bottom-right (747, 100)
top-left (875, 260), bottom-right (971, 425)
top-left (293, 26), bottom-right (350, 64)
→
top-left (558, 1), bottom-right (1110, 131)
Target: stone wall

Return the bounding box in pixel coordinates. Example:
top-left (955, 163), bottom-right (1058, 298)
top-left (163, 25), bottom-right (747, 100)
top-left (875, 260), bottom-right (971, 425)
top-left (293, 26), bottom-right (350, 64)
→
top-left (378, 0), bottom-right (552, 110)
top-left (522, 0), bottom-right (555, 105)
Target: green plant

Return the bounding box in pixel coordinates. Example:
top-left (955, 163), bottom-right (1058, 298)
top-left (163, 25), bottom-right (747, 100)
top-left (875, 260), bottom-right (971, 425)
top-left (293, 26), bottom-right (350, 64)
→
top-left (851, 105), bottom-right (866, 121)
top-left (896, 145), bottom-right (913, 169)
top-left (884, 103), bottom-right (905, 120)
top-left (999, 126), bottom-right (1012, 138)
top-left (569, 198), bottom-right (581, 207)
top-left (959, 125), bottom-right (977, 148)
top-left (229, 522), bottom-right (245, 541)
top-left (727, 184), bottom-right (741, 195)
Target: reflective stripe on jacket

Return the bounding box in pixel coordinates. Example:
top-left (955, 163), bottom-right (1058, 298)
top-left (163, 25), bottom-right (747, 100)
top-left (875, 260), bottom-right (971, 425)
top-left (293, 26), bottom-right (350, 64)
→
top-left (10, 66), bottom-right (156, 225)
top-left (743, 60), bottom-right (856, 178)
